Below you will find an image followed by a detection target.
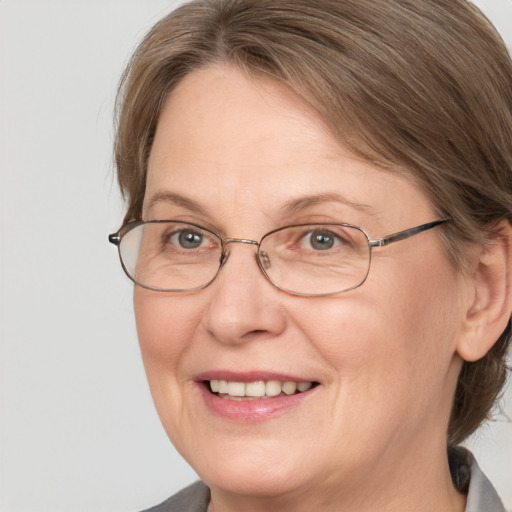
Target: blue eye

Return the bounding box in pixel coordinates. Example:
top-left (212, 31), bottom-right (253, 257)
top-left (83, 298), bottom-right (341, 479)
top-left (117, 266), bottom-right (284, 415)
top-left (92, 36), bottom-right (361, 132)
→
top-left (170, 229), bottom-right (204, 249)
top-left (302, 229), bottom-right (340, 250)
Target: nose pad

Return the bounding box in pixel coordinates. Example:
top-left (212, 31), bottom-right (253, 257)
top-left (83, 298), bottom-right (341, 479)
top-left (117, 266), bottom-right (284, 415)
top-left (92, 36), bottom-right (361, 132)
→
top-left (219, 250), bottom-right (229, 267)
top-left (259, 250), bottom-right (271, 269)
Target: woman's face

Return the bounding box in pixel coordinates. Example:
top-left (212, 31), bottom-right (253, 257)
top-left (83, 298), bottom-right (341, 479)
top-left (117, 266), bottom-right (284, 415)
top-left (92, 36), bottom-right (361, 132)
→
top-left (136, 66), bottom-right (468, 503)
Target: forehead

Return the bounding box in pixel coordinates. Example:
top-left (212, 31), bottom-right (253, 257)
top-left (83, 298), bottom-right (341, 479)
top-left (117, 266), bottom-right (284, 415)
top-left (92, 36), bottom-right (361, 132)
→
top-left (148, 65), bottom-right (342, 177)
top-left (145, 65), bottom-right (434, 232)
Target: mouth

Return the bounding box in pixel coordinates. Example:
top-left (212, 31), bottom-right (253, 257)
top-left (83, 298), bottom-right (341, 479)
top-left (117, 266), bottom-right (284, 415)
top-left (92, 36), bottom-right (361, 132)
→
top-left (196, 373), bottom-right (321, 421)
top-left (206, 379), bottom-right (319, 400)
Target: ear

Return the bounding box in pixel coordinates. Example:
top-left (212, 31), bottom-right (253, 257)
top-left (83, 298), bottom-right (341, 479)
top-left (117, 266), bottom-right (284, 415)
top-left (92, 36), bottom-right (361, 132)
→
top-left (457, 221), bottom-right (512, 362)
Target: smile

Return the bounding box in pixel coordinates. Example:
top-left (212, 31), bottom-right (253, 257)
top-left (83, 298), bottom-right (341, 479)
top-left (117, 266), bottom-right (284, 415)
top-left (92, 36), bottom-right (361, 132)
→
top-left (208, 379), bottom-right (315, 399)
top-left (196, 372), bottom-right (321, 421)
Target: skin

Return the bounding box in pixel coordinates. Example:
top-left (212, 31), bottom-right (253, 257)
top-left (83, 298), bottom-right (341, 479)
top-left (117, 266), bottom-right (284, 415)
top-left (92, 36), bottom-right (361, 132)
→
top-left (134, 65), bottom-right (474, 512)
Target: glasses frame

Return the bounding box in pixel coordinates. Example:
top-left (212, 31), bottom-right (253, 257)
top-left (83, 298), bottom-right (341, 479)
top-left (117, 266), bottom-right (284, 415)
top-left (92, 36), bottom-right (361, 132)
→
top-left (109, 218), bottom-right (450, 297)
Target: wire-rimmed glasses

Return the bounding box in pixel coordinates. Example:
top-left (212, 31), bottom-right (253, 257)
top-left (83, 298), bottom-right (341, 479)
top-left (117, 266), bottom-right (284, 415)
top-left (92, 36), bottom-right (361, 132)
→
top-left (108, 218), bottom-right (450, 297)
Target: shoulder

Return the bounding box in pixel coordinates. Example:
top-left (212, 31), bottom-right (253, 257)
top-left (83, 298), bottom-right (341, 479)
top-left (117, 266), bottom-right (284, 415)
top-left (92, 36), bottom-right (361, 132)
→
top-left (140, 481), bottom-right (210, 512)
top-left (449, 446), bottom-right (507, 512)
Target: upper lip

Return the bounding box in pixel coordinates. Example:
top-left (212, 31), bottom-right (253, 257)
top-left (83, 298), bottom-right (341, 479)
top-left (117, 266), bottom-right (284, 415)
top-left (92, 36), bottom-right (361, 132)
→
top-left (195, 370), bottom-right (317, 383)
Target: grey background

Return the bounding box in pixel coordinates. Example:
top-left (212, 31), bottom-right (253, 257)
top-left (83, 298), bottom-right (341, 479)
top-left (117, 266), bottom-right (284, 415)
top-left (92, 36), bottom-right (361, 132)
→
top-left (0, 1), bottom-right (510, 511)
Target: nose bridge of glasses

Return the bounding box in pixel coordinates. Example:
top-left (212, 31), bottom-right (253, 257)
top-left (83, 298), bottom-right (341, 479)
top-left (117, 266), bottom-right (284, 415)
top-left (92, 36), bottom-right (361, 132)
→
top-left (220, 238), bottom-right (260, 264)
top-left (219, 238), bottom-right (271, 272)
top-left (223, 238), bottom-right (260, 246)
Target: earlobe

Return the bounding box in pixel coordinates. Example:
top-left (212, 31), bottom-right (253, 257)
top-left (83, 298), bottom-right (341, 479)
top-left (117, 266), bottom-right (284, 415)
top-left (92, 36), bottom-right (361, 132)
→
top-left (457, 221), bottom-right (512, 362)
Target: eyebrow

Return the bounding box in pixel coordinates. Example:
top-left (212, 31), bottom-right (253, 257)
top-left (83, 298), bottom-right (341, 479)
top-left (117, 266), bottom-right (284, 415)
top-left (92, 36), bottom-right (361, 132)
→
top-left (280, 192), bottom-right (376, 216)
top-left (144, 191), bottom-right (209, 217)
top-left (144, 190), bottom-right (376, 220)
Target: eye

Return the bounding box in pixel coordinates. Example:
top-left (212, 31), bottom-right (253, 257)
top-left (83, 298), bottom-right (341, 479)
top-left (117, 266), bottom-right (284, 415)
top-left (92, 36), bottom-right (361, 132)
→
top-left (300, 229), bottom-right (341, 251)
top-left (168, 228), bottom-right (205, 249)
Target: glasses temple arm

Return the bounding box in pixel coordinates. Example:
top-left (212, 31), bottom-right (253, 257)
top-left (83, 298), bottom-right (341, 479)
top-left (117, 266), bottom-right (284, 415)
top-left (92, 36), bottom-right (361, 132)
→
top-left (369, 218), bottom-right (450, 248)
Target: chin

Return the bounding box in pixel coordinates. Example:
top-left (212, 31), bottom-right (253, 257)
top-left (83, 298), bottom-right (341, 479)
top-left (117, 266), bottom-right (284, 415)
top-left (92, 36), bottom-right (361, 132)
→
top-left (202, 459), bottom-right (309, 499)
top-left (182, 437), bottom-right (314, 497)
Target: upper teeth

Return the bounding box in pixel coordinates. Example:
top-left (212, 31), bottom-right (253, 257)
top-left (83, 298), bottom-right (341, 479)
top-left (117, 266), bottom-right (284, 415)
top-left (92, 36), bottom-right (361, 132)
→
top-left (209, 380), bottom-right (313, 398)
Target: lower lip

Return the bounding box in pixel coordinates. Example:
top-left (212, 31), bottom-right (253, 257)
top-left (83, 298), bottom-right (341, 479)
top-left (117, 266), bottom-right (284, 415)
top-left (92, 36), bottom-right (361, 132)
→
top-left (197, 383), bottom-right (318, 422)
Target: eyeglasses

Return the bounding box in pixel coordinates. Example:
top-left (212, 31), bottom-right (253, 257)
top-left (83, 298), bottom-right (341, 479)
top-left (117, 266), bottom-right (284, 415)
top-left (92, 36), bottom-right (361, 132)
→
top-left (108, 218), bottom-right (450, 297)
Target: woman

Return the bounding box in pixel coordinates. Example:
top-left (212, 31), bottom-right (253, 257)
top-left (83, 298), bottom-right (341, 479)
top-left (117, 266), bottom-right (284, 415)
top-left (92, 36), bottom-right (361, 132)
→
top-left (109, 1), bottom-right (512, 510)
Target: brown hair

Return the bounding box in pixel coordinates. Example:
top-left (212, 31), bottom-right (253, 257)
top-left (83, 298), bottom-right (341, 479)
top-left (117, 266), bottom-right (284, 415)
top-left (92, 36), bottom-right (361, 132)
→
top-left (114, 0), bottom-right (512, 445)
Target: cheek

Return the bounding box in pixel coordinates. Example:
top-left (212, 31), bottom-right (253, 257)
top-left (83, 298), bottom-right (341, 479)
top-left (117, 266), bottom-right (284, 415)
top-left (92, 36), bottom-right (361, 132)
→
top-left (133, 289), bottom-right (203, 438)
top-left (134, 289), bottom-right (199, 364)
top-left (295, 257), bottom-right (464, 430)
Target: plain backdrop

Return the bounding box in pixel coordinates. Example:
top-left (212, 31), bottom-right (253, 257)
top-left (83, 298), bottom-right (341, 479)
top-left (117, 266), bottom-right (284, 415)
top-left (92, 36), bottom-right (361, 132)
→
top-left (0, 1), bottom-right (511, 511)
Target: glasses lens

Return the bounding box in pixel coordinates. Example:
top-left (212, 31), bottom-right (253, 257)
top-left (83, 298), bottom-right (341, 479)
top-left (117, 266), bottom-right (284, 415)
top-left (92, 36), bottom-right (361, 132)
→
top-left (119, 221), bottom-right (222, 291)
top-left (260, 224), bottom-right (370, 295)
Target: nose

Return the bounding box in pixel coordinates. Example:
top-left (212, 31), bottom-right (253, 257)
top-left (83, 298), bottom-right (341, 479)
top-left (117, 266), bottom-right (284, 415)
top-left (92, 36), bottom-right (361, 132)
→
top-left (201, 242), bottom-right (287, 346)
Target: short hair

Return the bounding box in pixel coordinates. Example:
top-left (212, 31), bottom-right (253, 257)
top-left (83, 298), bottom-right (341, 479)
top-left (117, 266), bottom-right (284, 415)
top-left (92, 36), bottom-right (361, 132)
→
top-left (114, 0), bottom-right (512, 445)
